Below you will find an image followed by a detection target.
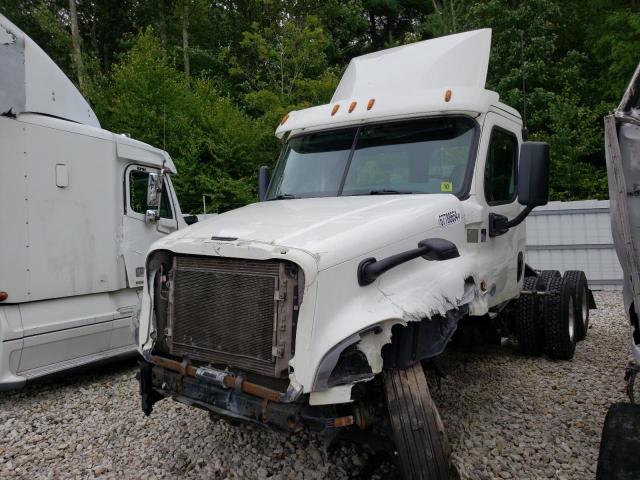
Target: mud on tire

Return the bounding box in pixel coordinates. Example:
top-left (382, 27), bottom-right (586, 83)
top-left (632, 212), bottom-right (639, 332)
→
top-left (544, 275), bottom-right (577, 360)
top-left (383, 362), bottom-right (454, 480)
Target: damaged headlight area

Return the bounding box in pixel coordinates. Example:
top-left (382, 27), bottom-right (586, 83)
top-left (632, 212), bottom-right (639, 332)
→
top-left (313, 306), bottom-right (468, 392)
top-left (314, 330), bottom-right (378, 391)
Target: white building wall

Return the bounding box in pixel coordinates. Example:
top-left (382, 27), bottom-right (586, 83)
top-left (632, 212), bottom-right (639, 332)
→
top-left (525, 200), bottom-right (622, 290)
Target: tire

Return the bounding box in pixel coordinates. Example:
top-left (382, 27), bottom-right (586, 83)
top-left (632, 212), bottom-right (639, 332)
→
top-left (596, 402), bottom-right (640, 479)
top-left (536, 270), bottom-right (561, 291)
top-left (383, 362), bottom-right (453, 480)
top-left (563, 270), bottom-right (589, 341)
top-left (516, 276), bottom-right (544, 355)
top-left (544, 275), bottom-right (577, 360)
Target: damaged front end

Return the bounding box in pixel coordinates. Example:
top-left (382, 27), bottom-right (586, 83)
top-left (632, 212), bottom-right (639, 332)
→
top-left (138, 248), bottom-right (309, 427)
top-left (136, 246), bottom-right (367, 433)
top-left (135, 223), bottom-right (479, 433)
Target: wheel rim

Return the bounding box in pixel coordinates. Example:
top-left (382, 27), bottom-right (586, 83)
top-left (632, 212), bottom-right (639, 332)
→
top-left (568, 300), bottom-right (576, 341)
top-left (581, 285), bottom-right (588, 321)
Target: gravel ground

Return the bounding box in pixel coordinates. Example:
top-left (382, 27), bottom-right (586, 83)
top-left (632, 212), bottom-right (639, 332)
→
top-left (0, 291), bottom-right (629, 479)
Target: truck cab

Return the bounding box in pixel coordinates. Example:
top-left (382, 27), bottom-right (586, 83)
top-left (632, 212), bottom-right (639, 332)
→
top-left (0, 14), bottom-right (186, 389)
top-left (136, 29), bottom-right (588, 480)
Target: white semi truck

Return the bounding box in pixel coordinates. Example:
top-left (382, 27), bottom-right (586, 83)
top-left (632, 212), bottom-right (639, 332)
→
top-left (0, 15), bottom-right (189, 390)
top-left (135, 30), bottom-right (594, 479)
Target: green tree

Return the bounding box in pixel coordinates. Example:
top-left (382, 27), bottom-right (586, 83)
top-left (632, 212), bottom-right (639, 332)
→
top-left (0, 0), bottom-right (73, 76)
top-left (90, 30), bottom-right (271, 212)
top-left (362, 0), bottom-right (433, 47)
top-left (9, 0), bottom-right (640, 204)
top-left (461, 0), bottom-right (609, 200)
top-left (228, 16), bottom-right (336, 104)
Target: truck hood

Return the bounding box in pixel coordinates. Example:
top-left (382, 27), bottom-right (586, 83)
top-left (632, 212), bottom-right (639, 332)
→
top-left (164, 195), bottom-right (464, 270)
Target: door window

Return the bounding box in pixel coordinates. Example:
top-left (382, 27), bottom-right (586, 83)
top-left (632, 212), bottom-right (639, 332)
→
top-left (484, 128), bottom-right (518, 205)
top-left (129, 169), bottom-right (173, 219)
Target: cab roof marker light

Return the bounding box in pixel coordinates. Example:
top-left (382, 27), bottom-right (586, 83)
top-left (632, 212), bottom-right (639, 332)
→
top-left (348, 101), bottom-right (357, 113)
top-left (331, 104), bottom-right (340, 116)
top-left (444, 89), bottom-right (452, 102)
top-left (0, 291), bottom-right (7, 302)
top-left (367, 98), bottom-right (375, 110)
top-left (280, 113), bottom-right (290, 125)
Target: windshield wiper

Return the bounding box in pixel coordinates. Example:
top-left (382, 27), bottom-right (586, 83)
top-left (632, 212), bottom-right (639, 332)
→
top-left (368, 189), bottom-right (413, 195)
top-left (269, 194), bottom-right (299, 200)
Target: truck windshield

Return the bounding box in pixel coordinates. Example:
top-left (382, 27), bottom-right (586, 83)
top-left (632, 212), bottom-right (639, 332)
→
top-left (267, 116), bottom-right (477, 199)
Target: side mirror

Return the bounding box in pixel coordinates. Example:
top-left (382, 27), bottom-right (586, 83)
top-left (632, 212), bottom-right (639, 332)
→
top-left (258, 165), bottom-right (270, 202)
top-left (489, 141), bottom-right (550, 237)
top-left (147, 173), bottom-right (161, 207)
top-left (518, 142), bottom-right (549, 207)
top-left (183, 214), bottom-right (199, 225)
top-left (145, 209), bottom-right (159, 225)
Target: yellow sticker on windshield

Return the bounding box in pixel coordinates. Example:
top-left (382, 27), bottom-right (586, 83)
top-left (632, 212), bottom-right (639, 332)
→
top-left (440, 181), bottom-right (453, 192)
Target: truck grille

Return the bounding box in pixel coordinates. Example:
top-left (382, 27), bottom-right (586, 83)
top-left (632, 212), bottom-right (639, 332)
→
top-left (166, 256), bottom-right (298, 378)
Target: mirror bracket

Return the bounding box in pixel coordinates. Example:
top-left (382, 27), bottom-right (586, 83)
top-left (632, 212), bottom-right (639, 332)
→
top-left (489, 205), bottom-right (534, 237)
top-left (489, 213), bottom-right (509, 237)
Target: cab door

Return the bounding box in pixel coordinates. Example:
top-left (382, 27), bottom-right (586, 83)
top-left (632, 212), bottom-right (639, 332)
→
top-left (475, 112), bottom-right (525, 305)
top-left (122, 164), bottom-right (178, 287)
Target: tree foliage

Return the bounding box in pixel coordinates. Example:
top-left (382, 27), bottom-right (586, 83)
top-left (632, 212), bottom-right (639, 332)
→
top-left (2, 0), bottom-right (639, 209)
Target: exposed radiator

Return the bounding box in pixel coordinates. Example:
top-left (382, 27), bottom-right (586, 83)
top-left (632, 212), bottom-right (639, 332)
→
top-left (166, 256), bottom-right (298, 378)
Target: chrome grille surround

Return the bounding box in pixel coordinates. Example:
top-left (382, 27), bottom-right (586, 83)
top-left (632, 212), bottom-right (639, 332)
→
top-left (165, 256), bottom-right (298, 378)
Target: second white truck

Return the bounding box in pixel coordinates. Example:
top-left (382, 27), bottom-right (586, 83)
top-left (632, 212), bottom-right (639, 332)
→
top-left (135, 29), bottom-right (594, 479)
top-left (0, 14), bottom-right (189, 390)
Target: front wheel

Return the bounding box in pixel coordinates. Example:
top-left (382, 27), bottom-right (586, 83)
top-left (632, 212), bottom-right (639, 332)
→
top-left (383, 362), bottom-right (454, 480)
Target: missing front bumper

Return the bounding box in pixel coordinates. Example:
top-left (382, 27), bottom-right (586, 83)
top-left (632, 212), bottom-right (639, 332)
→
top-left (138, 360), bottom-right (357, 433)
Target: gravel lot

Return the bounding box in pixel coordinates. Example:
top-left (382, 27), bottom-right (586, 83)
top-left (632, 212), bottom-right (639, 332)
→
top-left (0, 291), bottom-right (629, 479)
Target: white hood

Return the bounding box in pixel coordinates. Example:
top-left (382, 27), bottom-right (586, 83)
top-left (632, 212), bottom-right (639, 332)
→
top-left (163, 195), bottom-right (465, 270)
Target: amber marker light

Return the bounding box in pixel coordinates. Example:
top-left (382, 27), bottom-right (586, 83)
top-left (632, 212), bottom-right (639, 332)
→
top-left (444, 89), bottom-right (452, 102)
top-left (0, 292), bottom-right (7, 302)
top-left (367, 98), bottom-right (375, 110)
top-left (280, 113), bottom-right (290, 125)
top-left (331, 104), bottom-right (340, 116)
top-left (348, 101), bottom-right (357, 113)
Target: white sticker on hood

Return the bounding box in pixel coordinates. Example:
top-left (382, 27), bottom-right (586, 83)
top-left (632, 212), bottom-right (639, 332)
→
top-left (438, 210), bottom-right (461, 228)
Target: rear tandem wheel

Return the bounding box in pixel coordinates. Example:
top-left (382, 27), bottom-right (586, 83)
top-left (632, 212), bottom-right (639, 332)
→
top-left (536, 270), bottom-right (561, 290)
top-left (562, 270), bottom-right (590, 341)
top-left (515, 270), bottom-right (560, 355)
top-left (516, 275), bottom-right (545, 355)
top-left (543, 275), bottom-right (577, 360)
